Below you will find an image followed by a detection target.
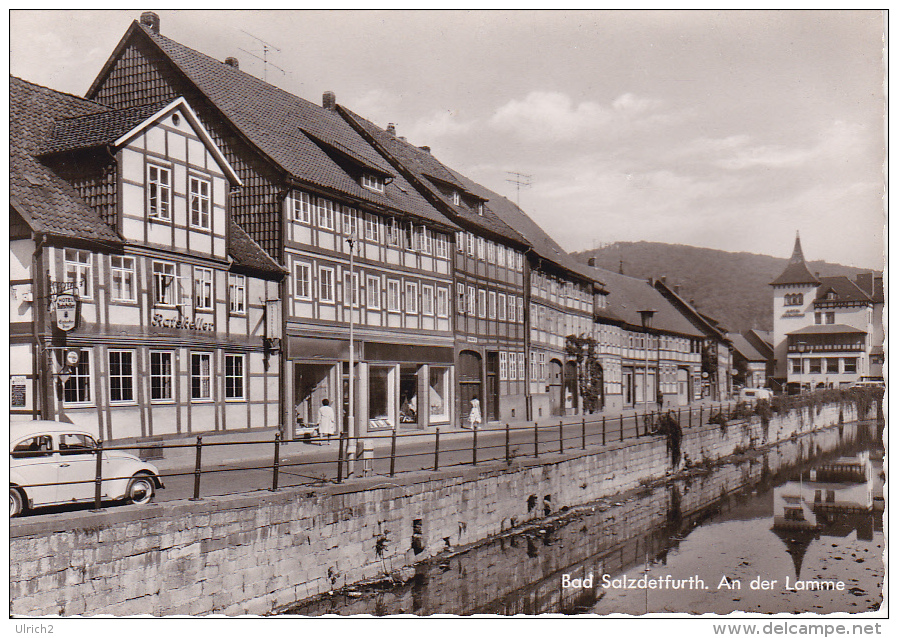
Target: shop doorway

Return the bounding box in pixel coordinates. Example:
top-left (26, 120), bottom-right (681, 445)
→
top-left (677, 368), bottom-right (690, 406)
top-left (294, 363), bottom-right (333, 432)
top-left (458, 350), bottom-right (482, 427)
top-left (485, 352), bottom-right (499, 421)
top-left (399, 365), bottom-right (420, 428)
top-left (549, 359), bottom-right (564, 416)
top-left (564, 360), bottom-right (578, 414)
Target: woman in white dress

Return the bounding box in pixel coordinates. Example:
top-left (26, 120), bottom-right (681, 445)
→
top-left (468, 396), bottom-right (482, 430)
top-left (318, 398), bottom-right (336, 441)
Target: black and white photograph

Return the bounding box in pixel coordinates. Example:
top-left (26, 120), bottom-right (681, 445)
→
top-left (7, 8), bottom-right (886, 628)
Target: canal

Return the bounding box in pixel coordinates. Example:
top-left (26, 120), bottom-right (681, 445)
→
top-left (284, 420), bottom-right (883, 616)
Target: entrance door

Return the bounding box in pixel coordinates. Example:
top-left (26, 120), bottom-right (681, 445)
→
top-left (458, 351), bottom-right (482, 426)
top-left (294, 363), bottom-right (332, 432)
top-left (485, 352), bottom-right (500, 421)
top-left (564, 361), bottom-right (578, 415)
top-left (677, 368), bottom-right (689, 406)
top-left (399, 365), bottom-right (420, 429)
top-left (623, 368), bottom-right (634, 406)
top-left (549, 359), bottom-right (564, 416)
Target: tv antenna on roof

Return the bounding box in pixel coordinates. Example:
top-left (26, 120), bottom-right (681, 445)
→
top-left (239, 29), bottom-right (286, 82)
top-left (505, 171), bottom-right (532, 208)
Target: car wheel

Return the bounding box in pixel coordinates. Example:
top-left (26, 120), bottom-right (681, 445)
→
top-left (126, 475), bottom-right (155, 505)
top-left (10, 487), bottom-right (24, 518)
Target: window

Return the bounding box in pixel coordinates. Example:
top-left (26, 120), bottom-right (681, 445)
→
top-left (293, 191), bottom-right (312, 223)
top-left (319, 266), bottom-right (335, 303)
top-left (476, 236), bottom-right (485, 260)
top-left (153, 261), bottom-right (178, 306)
top-left (478, 289), bottom-right (487, 319)
top-left (497, 245), bottom-right (506, 268)
top-left (466, 232), bottom-right (475, 257)
top-left (808, 358), bottom-right (822, 374)
top-left (366, 276), bottom-right (381, 309)
top-left (826, 358), bottom-right (839, 374)
top-left (488, 291), bottom-right (497, 319)
top-left (387, 280), bottom-right (401, 312)
top-left (530, 352), bottom-right (537, 381)
top-left (518, 297), bottom-right (524, 323)
top-left (456, 231), bottom-right (465, 252)
top-left (499, 352), bottom-right (508, 381)
top-left (194, 267), bottom-right (213, 311)
top-left (191, 353), bottom-right (212, 400)
top-left (815, 312), bottom-right (822, 325)
top-left (467, 285), bottom-right (476, 315)
top-left (189, 176), bottom-right (211, 229)
top-left (487, 241), bottom-right (496, 264)
top-left (435, 234), bottom-right (448, 259)
top-left (429, 367), bottom-right (449, 421)
top-left (365, 213), bottom-right (380, 242)
top-left (437, 287), bottom-right (449, 318)
top-left (508, 295), bottom-right (516, 323)
top-left (406, 282), bottom-right (419, 314)
top-left (539, 352), bottom-right (547, 380)
top-left (110, 256), bottom-right (136, 302)
top-left (477, 201), bottom-right (485, 216)
top-left (294, 262), bottom-right (312, 299)
top-left (387, 219), bottom-right (401, 246)
top-left (422, 284), bottom-right (434, 316)
top-left (516, 251), bottom-right (524, 271)
top-left (457, 283), bottom-right (466, 314)
top-left (825, 312), bottom-right (835, 324)
top-left (108, 350), bottom-right (135, 403)
top-left (229, 274), bottom-right (246, 314)
top-left (419, 227), bottom-right (433, 255)
top-left (498, 293), bottom-right (507, 321)
top-left (452, 190), bottom-right (460, 205)
top-left (317, 198), bottom-right (335, 230)
top-left (342, 207), bottom-right (358, 237)
top-left (147, 165), bottom-right (171, 221)
top-left (843, 358), bottom-right (857, 374)
top-left (362, 174), bottom-right (384, 192)
top-left (225, 354), bottom-right (245, 400)
top-left (63, 350), bottom-right (91, 404)
top-left (64, 249), bottom-right (93, 299)
top-left (343, 272), bottom-right (359, 307)
top-left (785, 293), bottom-right (804, 306)
top-left (150, 351), bottom-right (174, 401)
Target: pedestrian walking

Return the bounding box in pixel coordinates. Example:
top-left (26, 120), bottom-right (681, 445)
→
top-left (468, 396), bottom-right (482, 430)
top-left (318, 398), bottom-right (336, 441)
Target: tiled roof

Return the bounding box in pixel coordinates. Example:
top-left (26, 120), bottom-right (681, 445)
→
top-left (9, 76), bottom-right (122, 244)
top-left (815, 276), bottom-right (873, 303)
top-left (135, 24), bottom-right (454, 228)
top-left (228, 218), bottom-right (286, 277)
top-left (770, 235), bottom-right (820, 286)
top-left (585, 266), bottom-right (704, 337)
top-left (854, 272), bottom-right (884, 303)
top-left (728, 333), bottom-right (768, 362)
top-left (39, 102), bottom-right (165, 155)
top-left (341, 108), bottom-right (520, 243)
top-left (787, 324), bottom-right (867, 336)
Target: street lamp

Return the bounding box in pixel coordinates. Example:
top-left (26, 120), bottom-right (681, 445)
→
top-left (346, 231), bottom-right (358, 475)
top-left (638, 309), bottom-right (657, 409)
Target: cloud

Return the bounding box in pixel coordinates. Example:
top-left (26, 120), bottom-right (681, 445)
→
top-left (404, 110), bottom-right (475, 146)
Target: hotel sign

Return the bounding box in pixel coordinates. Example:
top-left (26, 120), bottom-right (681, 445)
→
top-left (781, 309), bottom-right (804, 318)
top-left (55, 293), bottom-right (78, 331)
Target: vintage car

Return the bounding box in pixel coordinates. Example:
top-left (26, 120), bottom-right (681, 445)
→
top-left (10, 420), bottom-right (164, 517)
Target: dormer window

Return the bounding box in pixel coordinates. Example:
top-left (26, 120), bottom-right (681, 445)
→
top-left (826, 291), bottom-right (837, 300)
top-left (362, 174), bottom-right (384, 192)
top-left (477, 202), bottom-right (484, 216)
top-left (452, 190), bottom-right (460, 205)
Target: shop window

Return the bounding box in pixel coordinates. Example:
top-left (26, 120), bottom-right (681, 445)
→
top-left (150, 351), bottom-right (174, 402)
top-left (63, 350), bottom-right (91, 405)
top-left (429, 367), bottom-right (450, 421)
top-left (108, 350), bottom-right (135, 403)
top-left (369, 366), bottom-right (395, 428)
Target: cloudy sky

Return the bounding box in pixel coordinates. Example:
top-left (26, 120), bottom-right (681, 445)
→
top-left (9, 10), bottom-right (886, 269)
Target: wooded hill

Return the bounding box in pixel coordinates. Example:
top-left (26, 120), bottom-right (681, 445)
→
top-left (572, 242), bottom-right (880, 334)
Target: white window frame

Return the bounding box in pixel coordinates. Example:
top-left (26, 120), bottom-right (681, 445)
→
top-left (435, 234), bottom-right (448, 259)
top-left (419, 227), bottom-right (433, 255)
top-left (342, 207), bottom-right (358, 237)
top-left (422, 284), bottom-right (435, 316)
top-left (487, 241), bottom-right (496, 264)
top-left (452, 190), bottom-right (460, 205)
top-left (293, 191), bottom-right (312, 223)
top-left (294, 261), bottom-right (312, 300)
top-left (343, 272), bottom-right (360, 308)
top-left (147, 164), bottom-right (172, 221)
top-left (387, 218), bottom-right (401, 246)
top-left (437, 287), bottom-right (449, 318)
top-left (467, 285), bottom-right (476, 315)
top-left (150, 351), bottom-right (174, 403)
top-left (110, 255), bottom-right (136, 302)
top-left (518, 296), bottom-right (524, 323)
top-left (225, 353), bottom-right (245, 401)
top-left (499, 351), bottom-right (508, 381)
top-left (457, 283), bottom-right (466, 315)
top-left (498, 292), bottom-right (507, 321)
top-left (365, 213), bottom-right (380, 242)
top-left (108, 350), bottom-right (136, 404)
top-left (478, 289), bottom-right (487, 319)
top-left (488, 290), bottom-right (497, 319)
top-left (387, 279), bottom-right (401, 312)
top-left (497, 245), bottom-right (506, 268)
top-left (319, 265), bottom-right (336, 304)
top-left (63, 349), bottom-right (92, 405)
top-left (366, 276), bottom-right (381, 310)
top-left (456, 231), bottom-right (465, 253)
top-left (362, 174), bottom-right (384, 192)
top-left (189, 175), bottom-right (212, 230)
top-left (228, 273), bottom-right (246, 314)
top-left (466, 232), bottom-right (476, 257)
top-left (64, 249), bottom-right (93, 300)
top-left (190, 352), bottom-right (213, 401)
top-left (152, 261), bottom-right (178, 307)
top-left (405, 281), bottom-right (419, 314)
top-left (317, 198), bottom-right (336, 231)
top-left (476, 236), bottom-right (485, 260)
top-left (508, 295), bottom-right (516, 323)
top-left (194, 266), bottom-right (214, 311)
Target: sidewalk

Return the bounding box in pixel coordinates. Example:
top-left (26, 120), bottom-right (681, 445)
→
top-left (140, 398), bottom-right (735, 474)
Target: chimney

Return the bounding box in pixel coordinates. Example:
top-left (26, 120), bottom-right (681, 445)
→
top-left (140, 11), bottom-right (160, 34)
top-left (815, 271), bottom-right (820, 279)
top-left (587, 257), bottom-right (596, 267)
top-left (661, 275), bottom-right (667, 284)
top-left (674, 284), bottom-right (680, 295)
top-left (224, 57), bottom-right (239, 69)
top-left (322, 91), bottom-right (336, 110)
top-left (419, 145), bottom-right (431, 154)
top-left (386, 123), bottom-right (396, 136)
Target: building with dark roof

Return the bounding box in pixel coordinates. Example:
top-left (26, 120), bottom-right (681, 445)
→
top-left (770, 234), bottom-right (883, 390)
top-left (10, 76), bottom-right (285, 440)
top-left (728, 333), bottom-right (771, 389)
top-left (86, 13), bottom-right (463, 435)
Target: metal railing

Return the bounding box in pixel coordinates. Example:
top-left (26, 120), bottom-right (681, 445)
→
top-left (11, 402), bottom-right (739, 513)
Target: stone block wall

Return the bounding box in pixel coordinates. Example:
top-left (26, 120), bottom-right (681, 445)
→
top-left (9, 401), bottom-right (865, 616)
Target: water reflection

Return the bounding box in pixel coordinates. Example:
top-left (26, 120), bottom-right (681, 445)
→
top-left (284, 421), bottom-right (883, 616)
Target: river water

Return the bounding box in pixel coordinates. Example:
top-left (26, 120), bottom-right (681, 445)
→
top-left (285, 420), bottom-right (884, 616)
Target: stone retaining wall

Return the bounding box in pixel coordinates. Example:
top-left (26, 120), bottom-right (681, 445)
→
top-left (9, 401), bottom-right (864, 616)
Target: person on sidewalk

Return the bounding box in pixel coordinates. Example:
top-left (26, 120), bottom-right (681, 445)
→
top-left (318, 399), bottom-right (336, 442)
top-left (468, 396), bottom-right (482, 430)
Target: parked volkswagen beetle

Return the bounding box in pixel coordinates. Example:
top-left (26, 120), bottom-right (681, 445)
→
top-left (10, 421), bottom-right (164, 517)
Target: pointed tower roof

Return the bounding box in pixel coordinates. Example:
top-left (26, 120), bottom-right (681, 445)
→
top-left (770, 233), bottom-right (821, 286)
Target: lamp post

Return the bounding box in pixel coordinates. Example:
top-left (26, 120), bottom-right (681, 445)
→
top-left (638, 310), bottom-right (656, 408)
top-left (346, 232), bottom-right (358, 475)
